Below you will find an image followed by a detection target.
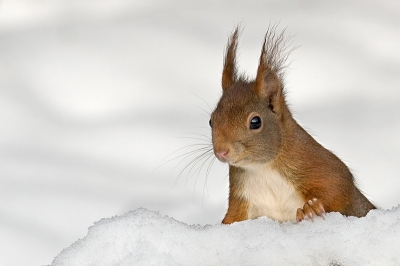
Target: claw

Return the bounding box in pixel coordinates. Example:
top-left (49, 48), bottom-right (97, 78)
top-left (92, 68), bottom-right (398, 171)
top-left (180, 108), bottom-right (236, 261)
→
top-left (296, 198), bottom-right (326, 222)
top-left (296, 208), bottom-right (305, 222)
top-left (303, 202), bottom-right (315, 222)
top-left (312, 198), bottom-right (325, 218)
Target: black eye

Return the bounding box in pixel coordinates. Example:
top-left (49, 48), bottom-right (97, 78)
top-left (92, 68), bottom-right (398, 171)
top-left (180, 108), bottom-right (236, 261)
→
top-left (209, 119), bottom-right (212, 128)
top-left (249, 116), bottom-right (262, 130)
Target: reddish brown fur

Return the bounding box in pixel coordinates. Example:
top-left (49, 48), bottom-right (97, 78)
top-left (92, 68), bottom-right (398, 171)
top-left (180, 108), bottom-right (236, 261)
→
top-left (211, 26), bottom-right (375, 224)
top-left (222, 28), bottom-right (240, 91)
top-left (273, 117), bottom-right (375, 217)
top-left (222, 172), bottom-right (249, 224)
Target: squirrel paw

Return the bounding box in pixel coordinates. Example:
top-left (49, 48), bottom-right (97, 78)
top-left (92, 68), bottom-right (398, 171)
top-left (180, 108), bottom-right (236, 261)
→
top-left (296, 198), bottom-right (325, 222)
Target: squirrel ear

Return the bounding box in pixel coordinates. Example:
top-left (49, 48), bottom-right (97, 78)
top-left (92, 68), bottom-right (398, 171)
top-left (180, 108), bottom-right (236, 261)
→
top-left (254, 28), bottom-right (287, 113)
top-left (221, 27), bottom-right (240, 91)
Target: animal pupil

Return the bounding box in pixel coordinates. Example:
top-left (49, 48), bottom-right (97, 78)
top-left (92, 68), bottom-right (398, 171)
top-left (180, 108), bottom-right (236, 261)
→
top-left (209, 119), bottom-right (212, 128)
top-left (249, 116), bottom-right (262, 130)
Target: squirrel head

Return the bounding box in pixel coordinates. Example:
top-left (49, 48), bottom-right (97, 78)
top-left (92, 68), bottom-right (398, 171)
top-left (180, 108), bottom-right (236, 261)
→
top-left (210, 26), bottom-right (291, 167)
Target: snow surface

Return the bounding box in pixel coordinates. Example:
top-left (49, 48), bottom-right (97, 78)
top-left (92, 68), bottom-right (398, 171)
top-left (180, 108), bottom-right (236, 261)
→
top-left (1, 0), bottom-right (400, 265)
top-left (51, 207), bottom-right (400, 266)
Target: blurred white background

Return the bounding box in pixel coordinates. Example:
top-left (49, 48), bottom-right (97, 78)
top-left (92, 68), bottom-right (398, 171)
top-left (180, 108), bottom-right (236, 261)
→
top-left (0, 0), bottom-right (399, 265)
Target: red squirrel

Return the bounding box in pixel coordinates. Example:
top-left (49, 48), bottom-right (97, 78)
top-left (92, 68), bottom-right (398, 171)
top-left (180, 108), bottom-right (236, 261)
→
top-left (209, 27), bottom-right (376, 224)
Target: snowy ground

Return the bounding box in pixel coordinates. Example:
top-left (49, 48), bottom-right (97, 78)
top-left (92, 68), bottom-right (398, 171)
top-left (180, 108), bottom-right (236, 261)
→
top-left (51, 207), bottom-right (400, 266)
top-left (0, 1), bottom-right (399, 265)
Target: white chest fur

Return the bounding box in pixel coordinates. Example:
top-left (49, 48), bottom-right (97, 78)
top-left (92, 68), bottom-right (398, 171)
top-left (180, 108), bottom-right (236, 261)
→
top-left (239, 164), bottom-right (304, 222)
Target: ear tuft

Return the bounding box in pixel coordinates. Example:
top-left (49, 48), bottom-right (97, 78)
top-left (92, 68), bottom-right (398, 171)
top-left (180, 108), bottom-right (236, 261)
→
top-left (221, 26), bottom-right (241, 91)
top-left (254, 25), bottom-right (292, 112)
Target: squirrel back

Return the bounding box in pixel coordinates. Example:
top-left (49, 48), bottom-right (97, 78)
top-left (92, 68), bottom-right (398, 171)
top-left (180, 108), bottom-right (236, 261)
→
top-left (209, 27), bottom-right (375, 224)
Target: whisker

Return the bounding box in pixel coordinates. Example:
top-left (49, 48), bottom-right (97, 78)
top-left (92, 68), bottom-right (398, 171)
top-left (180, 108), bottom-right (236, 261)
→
top-left (179, 132), bottom-right (212, 141)
top-left (153, 144), bottom-right (211, 173)
top-left (153, 104), bottom-right (219, 201)
top-left (179, 154), bottom-right (212, 189)
top-left (166, 143), bottom-right (210, 158)
top-left (172, 147), bottom-right (213, 175)
top-left (194, 104), bottom-right (211, 119)
top-left (189, 92), bottom-right (214, 113)
top-left (184, 149), bottom-right (214, 181)
top-left (177, 136), bottom-right (211, 143)
top-left (173, 148), bottom-right (213, 188)
top-left (184, 149), bottom-right (213, 186)
top-left (193, 152), bottom-right (215, 201)
top-left (202, 156), bottom-right (217, 207)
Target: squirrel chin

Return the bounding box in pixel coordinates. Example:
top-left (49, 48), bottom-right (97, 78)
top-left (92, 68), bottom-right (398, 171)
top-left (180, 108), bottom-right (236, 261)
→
top-left (227, 160), bottom-right (258, 168)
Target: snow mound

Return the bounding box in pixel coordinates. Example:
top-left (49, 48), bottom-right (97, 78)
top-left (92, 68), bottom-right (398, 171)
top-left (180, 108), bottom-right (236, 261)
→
top-left (51, 207), bottom-right (400, 266)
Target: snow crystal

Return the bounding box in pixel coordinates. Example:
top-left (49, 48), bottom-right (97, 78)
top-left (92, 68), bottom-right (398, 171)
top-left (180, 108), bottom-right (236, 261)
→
top-left (51, 207), bottom-right (400, 266)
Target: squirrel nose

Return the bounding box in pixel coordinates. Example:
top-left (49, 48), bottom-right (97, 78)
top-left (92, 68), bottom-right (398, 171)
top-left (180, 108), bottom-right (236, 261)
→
top-left (215, 148), bottom-right (230, 161)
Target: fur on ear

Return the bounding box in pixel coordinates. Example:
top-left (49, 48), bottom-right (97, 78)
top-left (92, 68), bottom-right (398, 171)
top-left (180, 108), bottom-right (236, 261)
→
top-left (221, 27), bottom-right (240, 91)
top-left (254, 26), bottom-right (291, 113)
